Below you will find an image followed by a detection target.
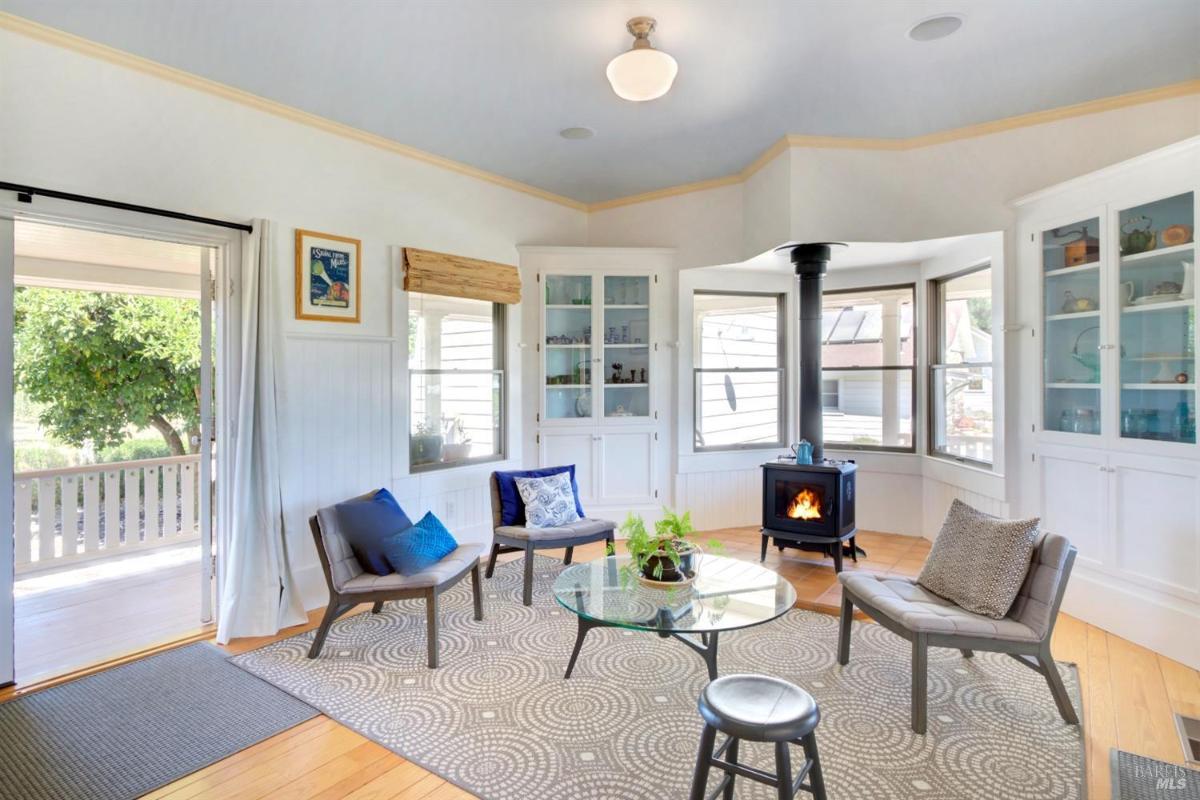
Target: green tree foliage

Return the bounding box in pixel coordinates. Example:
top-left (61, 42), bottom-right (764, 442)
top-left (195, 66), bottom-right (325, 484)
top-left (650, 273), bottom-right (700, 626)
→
top-left (14, 287), bottom-right (200, 456)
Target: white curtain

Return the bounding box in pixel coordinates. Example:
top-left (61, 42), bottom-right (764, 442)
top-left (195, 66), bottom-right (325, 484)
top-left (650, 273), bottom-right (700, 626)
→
top-left (217, 220), bottom-right (306, 643)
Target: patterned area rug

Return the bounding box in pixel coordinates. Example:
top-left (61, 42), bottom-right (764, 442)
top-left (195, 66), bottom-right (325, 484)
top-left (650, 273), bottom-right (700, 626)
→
top-left (233, 555), bottom-right (1085, 799)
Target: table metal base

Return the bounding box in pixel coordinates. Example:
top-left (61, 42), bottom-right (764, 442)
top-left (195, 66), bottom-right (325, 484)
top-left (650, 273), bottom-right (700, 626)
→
top-left (564, 615), bottom-right (720, 680)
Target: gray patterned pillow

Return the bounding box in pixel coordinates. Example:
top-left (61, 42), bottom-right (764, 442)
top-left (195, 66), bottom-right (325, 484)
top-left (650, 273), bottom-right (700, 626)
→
top-left (917, 499), bottom-right (1041, 619)
top-left (514, 472), bottom-right (581, 529)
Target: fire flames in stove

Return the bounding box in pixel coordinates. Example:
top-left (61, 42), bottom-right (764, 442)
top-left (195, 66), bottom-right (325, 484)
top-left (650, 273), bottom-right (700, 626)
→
top-left (785, 488), bottom-right (823, 520)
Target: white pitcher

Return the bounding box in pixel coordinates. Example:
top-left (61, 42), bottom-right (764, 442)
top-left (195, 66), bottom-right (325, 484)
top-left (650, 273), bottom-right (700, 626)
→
top-left (1182, 261), bottom-right (1194, 300)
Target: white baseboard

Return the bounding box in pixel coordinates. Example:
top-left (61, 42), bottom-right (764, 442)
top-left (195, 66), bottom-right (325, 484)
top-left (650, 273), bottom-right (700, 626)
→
top-left (1062, 567), bottom-right (1200, 671)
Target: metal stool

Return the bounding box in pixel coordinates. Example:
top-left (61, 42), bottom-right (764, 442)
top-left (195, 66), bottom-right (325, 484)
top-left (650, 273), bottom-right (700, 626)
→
top-left (688, 674), bottom-right (827, 800)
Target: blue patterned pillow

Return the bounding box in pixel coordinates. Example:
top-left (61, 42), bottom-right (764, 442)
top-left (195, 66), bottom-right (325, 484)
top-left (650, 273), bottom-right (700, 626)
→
top-left (514, 472), bottom-right (581, 529)
top-left (382, 512), bottom-right (459, 576)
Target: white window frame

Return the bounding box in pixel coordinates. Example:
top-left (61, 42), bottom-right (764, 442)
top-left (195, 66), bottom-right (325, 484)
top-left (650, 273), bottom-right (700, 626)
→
top-left (692, 290), bottom-right (787, 453)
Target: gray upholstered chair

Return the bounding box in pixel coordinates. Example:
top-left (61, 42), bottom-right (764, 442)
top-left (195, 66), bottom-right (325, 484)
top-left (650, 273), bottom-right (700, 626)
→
top-left (487, 472), bottom-right (616, 606)
top-left (836, 532), bottom-right (1079, 734)
top-left (308, 494), bottom-right (489, 666)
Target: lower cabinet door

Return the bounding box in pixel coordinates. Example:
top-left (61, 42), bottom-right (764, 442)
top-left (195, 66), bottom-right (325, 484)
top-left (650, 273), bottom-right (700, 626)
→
top-left (596, 430), bottom-right (655, 506)
top-left (1038, 444), bottom-right (1108, 568)
top-left (538, 430), bottom-right (597, 504)
top-left (1108, 451), bottom-right (1200, 600)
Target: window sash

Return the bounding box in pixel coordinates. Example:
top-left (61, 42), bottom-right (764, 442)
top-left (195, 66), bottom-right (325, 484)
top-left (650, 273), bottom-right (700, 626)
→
top-left (928, 263), bottom-right (993, 466)
top-left (408, 297), bottom-right (506, 473)
top-left (821, 365), bottom-right (917, 453)
top-left (693, 367), bottom-right (785, 451)
top-left (930, 363), bottom-right (994, 466)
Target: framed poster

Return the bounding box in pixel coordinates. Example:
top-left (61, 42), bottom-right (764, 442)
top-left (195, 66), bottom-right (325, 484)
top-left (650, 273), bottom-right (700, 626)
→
top-left (295, 229), bottom-right (361, 322)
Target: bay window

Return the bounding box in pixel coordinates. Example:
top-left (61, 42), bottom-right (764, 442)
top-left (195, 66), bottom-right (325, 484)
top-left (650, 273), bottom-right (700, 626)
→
top-left (693, 291), bottom-right (785, 451)
top-left (930, 265), bottom-right (994, 465)
top-left (821, 284), bottom-right (915, 451)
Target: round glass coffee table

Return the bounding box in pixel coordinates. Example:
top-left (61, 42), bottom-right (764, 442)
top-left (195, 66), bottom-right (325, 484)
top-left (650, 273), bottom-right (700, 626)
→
top-left (551, 554), bottom-right (796, 680)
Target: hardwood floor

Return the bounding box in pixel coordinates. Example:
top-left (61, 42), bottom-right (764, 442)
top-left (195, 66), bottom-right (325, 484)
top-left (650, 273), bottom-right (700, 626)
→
top-left (4, 528), bottom-right (1197, 799)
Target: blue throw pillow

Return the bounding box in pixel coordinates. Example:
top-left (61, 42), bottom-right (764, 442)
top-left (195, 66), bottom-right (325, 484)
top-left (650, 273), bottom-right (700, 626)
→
top-left (383, 512), bottom-right (459, 576)
top-left (334, 489), bottom-right (413, 575)
top-left (495, 466), bottom-right (585, 526)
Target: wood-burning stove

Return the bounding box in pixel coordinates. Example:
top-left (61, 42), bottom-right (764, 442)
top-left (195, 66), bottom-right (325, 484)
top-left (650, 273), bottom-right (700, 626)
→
top-left (760, 241), bottom-right (861, 572)
top-left (761, 460), bottom-right (858, 571)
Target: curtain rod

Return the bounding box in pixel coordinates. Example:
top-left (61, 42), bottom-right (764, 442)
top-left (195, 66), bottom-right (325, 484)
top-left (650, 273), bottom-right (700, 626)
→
top-left (0, 181), bottom-right (253, 233)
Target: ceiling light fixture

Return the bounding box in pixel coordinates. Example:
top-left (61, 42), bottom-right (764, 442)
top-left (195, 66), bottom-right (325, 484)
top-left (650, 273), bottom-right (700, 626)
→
top-left (606, 17), bottom-right (678, 102)
top-left (907, 13), bottom-right (964, 42)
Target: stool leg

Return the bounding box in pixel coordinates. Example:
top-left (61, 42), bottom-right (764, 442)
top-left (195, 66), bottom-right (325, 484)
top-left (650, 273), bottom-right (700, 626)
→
top-left (688, 724), bottom-right (718, 800)
top-left (722, 737), bottom-right (739, 800)
top-left (774, 741), bottom-right (793, 800)
top-left (800, 733), bottom-right (827, 800)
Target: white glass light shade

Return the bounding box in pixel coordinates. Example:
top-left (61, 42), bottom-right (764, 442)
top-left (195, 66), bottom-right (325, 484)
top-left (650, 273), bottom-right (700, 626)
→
top-left (606, 47), bottom-right (678, 102)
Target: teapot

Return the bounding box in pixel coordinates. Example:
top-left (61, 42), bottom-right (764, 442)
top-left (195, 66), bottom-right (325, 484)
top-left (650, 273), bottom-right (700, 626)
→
top-left (791, 439), bottom-right (814, 465)
top-left (1121, 215), bottom-right (1156, 256)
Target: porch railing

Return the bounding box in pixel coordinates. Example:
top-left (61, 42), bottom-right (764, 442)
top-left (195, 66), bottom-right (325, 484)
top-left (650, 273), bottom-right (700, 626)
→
top-left (14, 454), bottom-right (201, 574)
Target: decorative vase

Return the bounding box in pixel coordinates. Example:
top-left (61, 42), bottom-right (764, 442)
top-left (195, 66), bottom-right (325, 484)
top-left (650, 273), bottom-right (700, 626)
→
top-left (1181, 261), bottom-right (1194, 300)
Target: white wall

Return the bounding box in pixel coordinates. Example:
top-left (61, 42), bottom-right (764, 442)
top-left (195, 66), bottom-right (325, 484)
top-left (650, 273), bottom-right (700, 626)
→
top-left (0, 31), bottom-right (588, 608)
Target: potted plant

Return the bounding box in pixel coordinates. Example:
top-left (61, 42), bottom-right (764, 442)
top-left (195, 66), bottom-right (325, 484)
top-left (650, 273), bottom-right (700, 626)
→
top-left (410, 419), bottom-right (443, 466)
top-left (617, 508), bottom-right (718, 583)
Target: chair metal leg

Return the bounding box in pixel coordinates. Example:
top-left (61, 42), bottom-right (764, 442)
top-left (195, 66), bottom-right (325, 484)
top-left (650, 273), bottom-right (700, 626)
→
top-left (522, 545), bottom-right (535, 606)
top-left (1038, 647), bottom-right (1079, 724)
top-left (484, 543), bottom-right (501, 578)
top-left (563, 546), bottom-right (574, 565)
top-left (773, 740), bottom-right (793, 800)
top-left (911, 633), bottom-right (928, 734)
top-left (425, 589), bottom-right (439, 669)
top-left (471, 561), bottom-right (484, 621)
top-left (687, 724), bottom-right (718, 800)
top-left (371, 601), bottom-right (384, 614)
top-left (837, 595), bottom-right (853, 665)
top-left (307, 601), bottom-right (347, 659)
top-left (801, 732), bottom-right (827, 800)
top-left (960, 648), bottom-right (975, 659)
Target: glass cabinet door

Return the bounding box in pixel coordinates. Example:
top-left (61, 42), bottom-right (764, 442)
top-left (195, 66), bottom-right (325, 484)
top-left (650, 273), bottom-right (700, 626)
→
top-left (602, 276), bottom-right (650, 418)
top-left (1116, 191), bottom-right (1196, 444)
top-left (544, 275), bottom-right (593, 419)
top-left (1042, 217), bottom-right (1103, 435)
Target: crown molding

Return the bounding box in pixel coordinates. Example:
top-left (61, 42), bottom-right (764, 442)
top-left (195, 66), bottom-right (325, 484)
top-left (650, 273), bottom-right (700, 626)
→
top-left (4, 13), bottom-right (1198, 217)
top-left (588, 79), bottom-right (1200, 212)
top-left (0, 13), bottom-right (588, 212)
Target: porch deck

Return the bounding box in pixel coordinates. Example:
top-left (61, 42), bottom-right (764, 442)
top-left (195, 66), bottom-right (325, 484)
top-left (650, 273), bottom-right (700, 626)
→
top-left (14, 543), bottom-right (207, 685)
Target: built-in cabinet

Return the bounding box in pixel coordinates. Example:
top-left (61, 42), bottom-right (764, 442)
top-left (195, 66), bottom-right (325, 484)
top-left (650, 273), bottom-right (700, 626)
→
top-left (1016, 137), bottom-right (1200, 668)
top-left (520, 247), bottom-right (673, 513)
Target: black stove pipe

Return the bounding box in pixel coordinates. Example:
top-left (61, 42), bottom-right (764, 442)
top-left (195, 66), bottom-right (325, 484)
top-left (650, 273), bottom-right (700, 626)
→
top-left (777, 242), bottom-right (846, 464)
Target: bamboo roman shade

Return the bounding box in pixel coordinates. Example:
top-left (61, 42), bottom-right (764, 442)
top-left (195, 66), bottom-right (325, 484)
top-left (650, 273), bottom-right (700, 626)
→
top-left (402, 247), bottom-right (521, 304)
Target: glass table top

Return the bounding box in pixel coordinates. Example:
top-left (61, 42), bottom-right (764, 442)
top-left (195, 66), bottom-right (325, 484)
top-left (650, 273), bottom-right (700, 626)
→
top-left (552, 554), bottom-right (797, 634)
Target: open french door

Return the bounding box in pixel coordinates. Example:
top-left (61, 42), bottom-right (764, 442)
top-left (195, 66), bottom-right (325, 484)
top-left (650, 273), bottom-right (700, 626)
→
top-left (0, 215), bottom-right (14, 687)
top-left (199, 248), bottom-right (215, 623)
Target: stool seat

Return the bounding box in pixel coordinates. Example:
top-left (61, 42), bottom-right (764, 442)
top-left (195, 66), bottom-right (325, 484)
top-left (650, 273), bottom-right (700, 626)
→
top-left (698, 674), bottom-right (820, 742)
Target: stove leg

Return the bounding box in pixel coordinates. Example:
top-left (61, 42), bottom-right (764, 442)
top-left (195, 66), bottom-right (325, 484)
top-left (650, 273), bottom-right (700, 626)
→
top-left (760, 533), bottom-right (768, 562)
top-left (832, 541), bottom-right (844, 573)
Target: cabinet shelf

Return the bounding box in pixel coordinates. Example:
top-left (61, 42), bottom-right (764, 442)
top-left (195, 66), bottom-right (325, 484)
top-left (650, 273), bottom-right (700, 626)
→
top-left (1121, 383), bottom-right (1195, 391)
top-left (1119, 242), bottom-right (1195, 265)
top-left (545, 304), bottom-right (592, 310)
top-left (1046, 310), bottom-right (1100, 321)
top-left (604, 304), bottom-right (649, 309)
top-left (546, 383), bottom-right (590, 389)
top-left (1046, 382), bottom-right (1100, 389)
top-left (545, 343), bottom-right (590, 348)
top-left (603, 342), bottom-right (649, 348)
top-left (605, 383), bottom-right (648, 388)
top-left (1121, 299), bottom-right (1194, 314)
top-left (1045, 263), bottom-right (1100, 278)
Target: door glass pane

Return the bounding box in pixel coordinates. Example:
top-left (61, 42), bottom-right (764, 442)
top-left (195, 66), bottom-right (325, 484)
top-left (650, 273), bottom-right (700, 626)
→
top-left (603, 276), bottom-right (650, 417)
top-left (1042, 217), bottom-right (1102, 433)
top-left (1117, 192), bottom-right (1195, 442)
